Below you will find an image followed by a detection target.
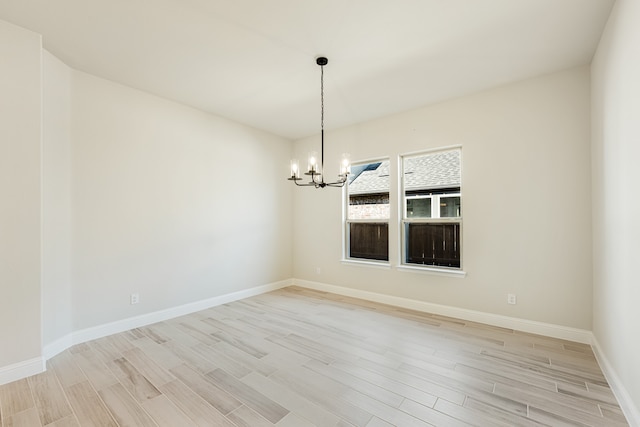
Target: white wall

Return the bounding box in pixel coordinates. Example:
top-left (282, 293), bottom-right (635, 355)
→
top-left (69, 71), bottom-right (293, 331)
top-left (591, 0), bottom-right (640, 423)
top-left (293, 66), bottom-right (592, 330)
top-left (42, 50), bottom-right (73, 349)
top-left (0, 20), bottom-right (293, 381)
top-left (0, 21), bottom-right (42, 370)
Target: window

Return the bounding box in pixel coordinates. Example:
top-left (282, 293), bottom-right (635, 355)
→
top-left (402, 149), bottom-right (462, 269)
top-left (345, 160), bottom-right (389, 262)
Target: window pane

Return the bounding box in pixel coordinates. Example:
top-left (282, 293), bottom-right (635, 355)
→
top-left (349, 222), bottom-right (389, 261)
top-left (349, 193), bottom-right (390, 219)
top-left (348, 161), bottom-right (390, 220)
top-left (406, 197), bottom-right (431, 218)
top-left (405, 223), bottom-right (460, 267)
top-left (403, 149), bottom-right (461, 220)
top-left (439, 196), bottom-right (461, 218)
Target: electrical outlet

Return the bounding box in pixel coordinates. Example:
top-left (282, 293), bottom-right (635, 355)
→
top-left (130, 293), bottom-right (140, 305)
top-left (316, 267), bottom-right (321, 275)
top-left (507, 293), bottom-right (517, 305)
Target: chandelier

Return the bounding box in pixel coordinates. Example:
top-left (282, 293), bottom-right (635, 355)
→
top-left (288, 57), bottom-right (350, 188)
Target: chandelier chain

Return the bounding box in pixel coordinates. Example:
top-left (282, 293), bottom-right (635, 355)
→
top-left (320, 65), bottom-right (324, 131)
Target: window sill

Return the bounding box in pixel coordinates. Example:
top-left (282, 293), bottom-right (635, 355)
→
top-left (341, 259), bottom-right (391, 270)
top-left (396, 264), bottom-right (467, 278)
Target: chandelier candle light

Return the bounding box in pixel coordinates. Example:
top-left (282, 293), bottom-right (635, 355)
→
top-left (288, 57), bottom-right (351, 188)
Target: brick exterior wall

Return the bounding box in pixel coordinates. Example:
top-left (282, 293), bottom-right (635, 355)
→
top-left (348, 194), bottom-right (390, 219)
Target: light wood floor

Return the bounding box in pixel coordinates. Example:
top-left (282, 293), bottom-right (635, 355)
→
top-left (0, 286), bottom-right (629, 427)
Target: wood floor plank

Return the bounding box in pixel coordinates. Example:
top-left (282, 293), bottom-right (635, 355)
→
top-left (338, 388), bottom-right (434, 427)
top-left (72, 347), bottom-right (119, 392)
top-left (122, 347), bottom-right (175, 388)
top-left (241, 372), bottom-right (342, 427)
top-left (332, 359), bottom-right (439, 407)
top-left (65, 381), bottom-right (117, 427)
top-left (494, 381), bottom-right (603, 417)
top-left (87, 335), bottom-right (136, 366)
top-left (439, 347), bottom-right (563, 390)
top-left (107, 333), bottom-right (138, 354)
top-left (190, 343), bottom-right (251, 378)
top-left (172, 320), bottom-right (220, 346)
top-left (160, 340), bottom-right (218, 375)
top-left (354, 358), bottom-right (466, 405)
top-left (68, 343), bottom-right (91, 354)
top-left (399, 361), bottom-right (495, 395)
top-left (203, 314), bottom-right (271, 341)
top-left (233, 313), bottom-right (294, 338)
top-left (97, 383), bottom-right (156, 427)
top-left (169, 363), bottom-right (242, 416)
top-left (45, 414), bottom-right (80, 427)
top-left (558, 381), bottom-right (619, 407)
top-left (0, 287), bottom-right (628, 427)
top-left (275, 412), bottom-right (318, 427)
top-left (364, 417), bottom-right (396, 427)
top-left (106, 357), bottom-right (161, 403)
top-left (527, 405), bottom-right (592, 427)
top-left (269, 366), bottom-right (373, 427)
top-left (158, 379), bottom-right (236, 427)
top-left (434, 397), bottom-right (516, 427)
top-left (227, 404), bottom-right (274, 427)
top-left (213, 341), bottom-right (278, 377)
top-left (4, 407), bottom-right (42, 427)
top-left (128, 336), bottom-right (184, 371)
top-left (205, 368), bottom-right (289, 424)
top-left (266, 334), bottom-right (336, 364)
top-left (202, 318), bottom-right (270, 358)
top-left (137, 326), bottom-right (168, 345)
top-left (600, 403), bottom-right (631, 425)
top-left (141, 394), bottom-right (197, 427)
top-left (258, 345), bottom-right (312, 373)
top-left (453, 358), bottom-right (558, 392)
top-left (284, 333), bottom-right (362, 364)
top-left (398, 398), bottom-right (471, 427)
top-left (48, 351), bottom-right (87, 391)
top-left (462, 396), bottom-right (544, 427)
top-left (144, 322), bottom-right (201, 347)
top-left (0, 379), bottom-right (34, 420)
top-left (89, 338), bottom-right (126, 365)
top-left (27, 370), bottom-right (73, 426)
top-left (482, 347), bottom-right (607, 388)
top-left (304, 359), bottom-right (405, 408)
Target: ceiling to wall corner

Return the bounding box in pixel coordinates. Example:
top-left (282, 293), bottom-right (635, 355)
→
top-left (0, 0), bottom-right (614, 140)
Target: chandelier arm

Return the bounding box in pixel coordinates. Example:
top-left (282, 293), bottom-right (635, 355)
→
top-left (289, 175), bottom-right (319, 187)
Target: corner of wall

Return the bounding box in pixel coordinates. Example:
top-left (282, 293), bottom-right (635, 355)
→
top-left (591, 335), bottom-right (640, 427)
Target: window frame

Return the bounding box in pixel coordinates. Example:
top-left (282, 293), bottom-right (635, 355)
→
top-left (405, 191), bottom-right (461, 219)
top-left (343, 158), bottom-right (391, 265)
top-left (399, 147), bottom-right (463, 272)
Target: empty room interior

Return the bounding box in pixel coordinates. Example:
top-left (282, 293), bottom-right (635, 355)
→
top-left (1, 0), bottom-right (639, 426)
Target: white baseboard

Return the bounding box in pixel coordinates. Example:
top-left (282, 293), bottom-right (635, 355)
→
top-left (39, 279), bottom-right (292, 365)
top-left (293, 279), bottom-right (593, 344)
top-left (0, 357), bottom-right (46, 386)
top-left (42, 334), bottom-right (74, 361)
top-left (591, 335), bottom-right (640, 427)
top-left (68, 279), bottom-right (292, 349)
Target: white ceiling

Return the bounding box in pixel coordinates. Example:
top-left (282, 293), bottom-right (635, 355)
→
top-left (0, 0), bottom-right (614, 140)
